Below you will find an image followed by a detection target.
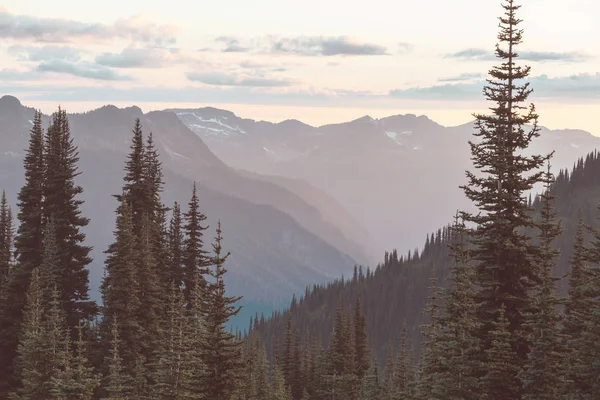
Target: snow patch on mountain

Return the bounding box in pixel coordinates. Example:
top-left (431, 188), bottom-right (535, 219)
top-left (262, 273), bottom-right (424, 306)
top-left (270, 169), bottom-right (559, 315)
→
top-left (28, 120), bottom-right (33, 126)
top-left (176, 112), bottom-right (247, 136)
top-left (571, 143), bottom-right (580, 148)
top-left (385, 131), bottom-right (403, 145)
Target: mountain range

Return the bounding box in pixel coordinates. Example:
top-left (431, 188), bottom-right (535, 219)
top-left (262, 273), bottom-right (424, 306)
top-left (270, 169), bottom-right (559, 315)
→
top-left (2, 94), bottom-right (599, 327)
top-left (0, 95), bottom-right (376, 324)
top-left (172, 107), bottom-right (600, 252)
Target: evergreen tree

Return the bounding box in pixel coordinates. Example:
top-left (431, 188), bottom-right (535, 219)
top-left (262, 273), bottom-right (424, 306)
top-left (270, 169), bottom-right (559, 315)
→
top-left (519, 163), bottom-right (564, 399)
top-left (204, 221), bottom-right (243, 400)
top-left (9, 268), bottom-right (52, 400)
top-left (460, 0), bottom-right (548, 363)
top-left (100, 200), bottom-right (142, 368)
top-left (0, 110), bottom-right (45, 394)
top-left (354, 295), bottom-right (370, 382)
top-left (394, 323), bottom-right (416, 400)
top-left (119, 118), bottom-right (147, 233)
top-left (481, 305), bottom-right (520, 400)
top-left (182, 183), bottom-right (209, 306)
top-left (434, 214), bottom-right (481, 400)
top-left (103, 316), bottom-right (132, 400)
top-left (416, 268), bottom-right (443, 400)
top-left (51, 323), bottom-right (100, 400)
top-left (43, 107), bottom-right (95, 328)
top-left (270, 363), bottom-right (291, 400)
top-left (0, 190), bottom-right (13, 293)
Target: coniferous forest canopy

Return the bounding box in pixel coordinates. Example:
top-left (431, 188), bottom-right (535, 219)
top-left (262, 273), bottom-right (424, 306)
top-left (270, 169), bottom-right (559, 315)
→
top-left (0, 0), bottom-right (599, 399)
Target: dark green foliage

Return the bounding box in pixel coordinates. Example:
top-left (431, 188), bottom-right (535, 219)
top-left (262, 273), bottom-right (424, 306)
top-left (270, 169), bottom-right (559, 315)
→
top-left (100, 200), bottom-right (142, 368)
top-left (9, 268), bottom-right (52, 400)
top-left (103, 316), bottom-right (132, 400)
top-left (182, 183), bottom-right (209, 307)
top-left (481, 305), bottom-right (520, 400)
top-left (0, 110), bottom-right (45, 393)
top-left (461, 0), bottom-right (548, 364)
top-left (51, 324), bottom-right (100, 400)
top-left (519, 163), bottom-right (565, 399)
top-left (0, 190), bottom-right (13, 293)
top-left (204, 221), bottom-right (243, 400)
top-left (43, 107), bottom-right (95, 328)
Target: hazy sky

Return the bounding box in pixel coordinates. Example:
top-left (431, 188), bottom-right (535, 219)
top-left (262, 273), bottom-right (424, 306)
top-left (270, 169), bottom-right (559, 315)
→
top-left (1, 0), bottom-right (599, 133)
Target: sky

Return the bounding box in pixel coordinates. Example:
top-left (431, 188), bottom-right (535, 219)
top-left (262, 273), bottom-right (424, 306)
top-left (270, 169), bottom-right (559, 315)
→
top-left (1, 0), bottom-right (599, 134)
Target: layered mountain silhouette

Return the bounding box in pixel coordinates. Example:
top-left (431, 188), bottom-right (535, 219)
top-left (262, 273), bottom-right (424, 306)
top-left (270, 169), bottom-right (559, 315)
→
top-left (0, 95), bottom-right (378, 323)
top-left (172, 107), bottom-right (600, 252)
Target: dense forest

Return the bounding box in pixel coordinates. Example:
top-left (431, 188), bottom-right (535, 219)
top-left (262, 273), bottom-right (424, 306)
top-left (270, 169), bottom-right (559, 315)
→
top-left (0, 0), bottom-right (599, 399)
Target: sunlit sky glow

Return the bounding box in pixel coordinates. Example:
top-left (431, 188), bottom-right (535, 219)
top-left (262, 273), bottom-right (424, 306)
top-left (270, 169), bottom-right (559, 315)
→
top-left (1, 0), bottom-right (599, 133)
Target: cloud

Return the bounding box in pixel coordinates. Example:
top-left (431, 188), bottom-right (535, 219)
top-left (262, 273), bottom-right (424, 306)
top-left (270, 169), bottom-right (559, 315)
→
top-left (186, 71), bottom-right (292, 87)
top-left (215, 36), bottom-right (250, 53)
top-left (438, 72), bottom-right (485, 82)
top-left (0, 68), bottom-right (42, 81)
top-left (36, 60), bottom-right (132, 81)
top-left (271, 36), bottom-right (388, 56)
top-left (390, 72), bottom-right (600, 101)
top-left (213, 35), bottom-right (388, 56)
top-left (0, 10), bottom-right (178, 45)
top-left (95, 47), bottom-right (188, 68)
top-left (445, 48), bottom-right (592, 62)
top-left (7, 44), bottom-right (82, 62)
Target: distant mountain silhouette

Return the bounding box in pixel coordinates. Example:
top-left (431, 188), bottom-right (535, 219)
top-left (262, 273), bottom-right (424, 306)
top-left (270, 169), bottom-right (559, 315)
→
top-left (171, 106), bottom-right (600, 252)
top-left (0, 95), bottom-right (378, 326)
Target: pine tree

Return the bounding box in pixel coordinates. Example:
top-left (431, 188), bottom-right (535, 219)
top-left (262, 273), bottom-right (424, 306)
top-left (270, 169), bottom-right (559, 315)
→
top-left (137, 214), bottom-right (164, 361)
top-left (9, 268), bottom-right (52, 400)
top-left (270, 363), bottom-right (291, 400)
top-left (51, 323), bottom-right (100, 400)
top-left (119, 118), bottom-right (147, 233)
top-left (204, 221), bottom-right (243, 400)
top-left (43, 107), bottom-right (96, 328)
top-left (434, 214), bottom-right (481, 400)
top-left (416, 268), bottom-right (443, 400)
top-left (0, 190), bottom-right (13, 293)
top-left (354, 295), bottom-right (370, 382)
top-left (103, 316), bottom-right (132, 400)
top-left (0, 110), bottom-right (45, 394)
top-left (481, 305), bottom-right (520, 400)
top-left (519, 162), bottom-right (564, 399)
top-left (460, 0), bottom-right (548, 363)
top-left (394, 323), bottom-right (416, 400)
top-left (182, 183), bottom-right (209, 307)
top-left (100, 200), bottom-right (142, 368)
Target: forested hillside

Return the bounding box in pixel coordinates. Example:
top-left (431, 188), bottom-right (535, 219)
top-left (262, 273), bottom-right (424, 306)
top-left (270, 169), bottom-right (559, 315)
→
top-left (251, 150), bottom-right (600, 363)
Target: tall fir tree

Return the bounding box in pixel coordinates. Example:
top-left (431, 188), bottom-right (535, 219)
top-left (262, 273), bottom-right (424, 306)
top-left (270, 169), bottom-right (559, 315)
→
top-left (354, 295), bottom-right (370, 382)
top-left (519, 162), bottom-right (565, 399)
top-left (51, 323), bottom-right (100, 399)
top-left (0, 110), bottom-right (45, 394)
top-left (204, 221), bottom-right (243, 400)
top-left (481, 305), bottom-right (521, 400)
top-left (434, 214), bottom-right (481, 400)
top-left (42, 107), bottom-right (95, 328)
top-left (103, 316), bottom-right (132, 400)
top-left (0, 190), bottom-right (13, 294)
top-left (182, 183), bottom-right (209, 307)
top-left (460, 0), bottom-right (548, 363)
top-left (100, 200), bottom-right (142, 369)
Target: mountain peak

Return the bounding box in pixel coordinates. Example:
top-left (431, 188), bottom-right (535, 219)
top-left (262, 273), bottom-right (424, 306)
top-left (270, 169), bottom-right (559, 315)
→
top-left (352, 115), bottom-right (375, 124)
top-left (0, 95), bottom-right (23, 110)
